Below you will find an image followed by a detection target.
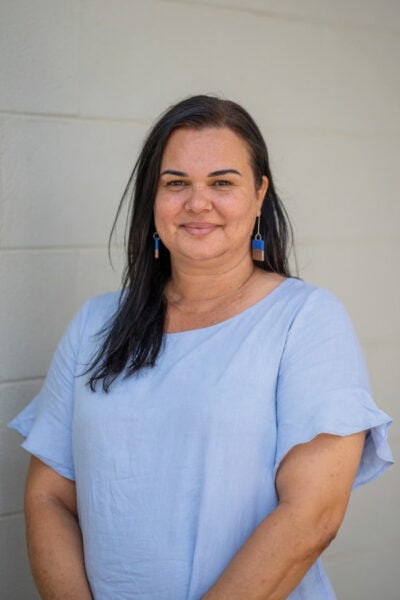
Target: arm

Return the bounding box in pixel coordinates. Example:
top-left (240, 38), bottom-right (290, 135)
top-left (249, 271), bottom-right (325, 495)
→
top-left (25, 456), bottom-right (93, 600)
top-left (202, 431), bottom-right (365, 600)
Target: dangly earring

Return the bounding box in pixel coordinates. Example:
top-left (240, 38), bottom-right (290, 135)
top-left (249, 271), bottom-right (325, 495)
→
top-left (251, 216), bottom-right (265, 261)
top-left (153, 232), bottom-right (160, 259)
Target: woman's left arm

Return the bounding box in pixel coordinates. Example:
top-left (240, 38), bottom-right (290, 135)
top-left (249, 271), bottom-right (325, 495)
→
top-left (202, 431), bottom-right (365, 600)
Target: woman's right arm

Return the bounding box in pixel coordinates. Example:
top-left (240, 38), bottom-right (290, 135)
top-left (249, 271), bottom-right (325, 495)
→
top-left (25, 456), bottom-right (93, 600)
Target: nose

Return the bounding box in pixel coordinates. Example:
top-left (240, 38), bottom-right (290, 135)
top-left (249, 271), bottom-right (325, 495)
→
top-left (184, 184), bottom-right (212, 213)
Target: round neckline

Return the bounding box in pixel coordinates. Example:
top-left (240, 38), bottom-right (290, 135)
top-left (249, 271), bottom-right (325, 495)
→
top-left (164, 276), bottom-right (295, 337)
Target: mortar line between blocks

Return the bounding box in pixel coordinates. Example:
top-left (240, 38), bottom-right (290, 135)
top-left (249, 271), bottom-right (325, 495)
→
top-left (0, 111), bottom-right (399, 140)
top-left (0, 110), bottom-right (153, 126)
top-left (0, 244), bottom-right (123, 253)
top-left (0, 377), bottom-right (45, 387)
top-left (0, 510), bottom-right (24, 520)
top-left (158, 0), bottom-right (400, 37)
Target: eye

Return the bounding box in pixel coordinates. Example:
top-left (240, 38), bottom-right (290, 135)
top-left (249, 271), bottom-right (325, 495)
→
top-left (166, 180), bottom-right (187, 187)
top-left (213, 180), bottom-right (232, 187)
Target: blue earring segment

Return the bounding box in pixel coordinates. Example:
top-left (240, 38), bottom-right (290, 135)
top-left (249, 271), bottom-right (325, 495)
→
top-left (252, 236), bottom-right (265, 261)
top-left (153, 233), bottom-right (160, 259)
top-left (252, 216), bottom-right (264, 261)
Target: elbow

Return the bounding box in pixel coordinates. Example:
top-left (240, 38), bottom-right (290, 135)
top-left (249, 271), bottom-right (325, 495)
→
top-left (283, 504), bottom-right (344, 560)
top-left (305, 510), bottom-right (343, 558)
top-left (295, 525), bottom-right (338, 566)
top-left (315, 520), bottom-right (339, 552)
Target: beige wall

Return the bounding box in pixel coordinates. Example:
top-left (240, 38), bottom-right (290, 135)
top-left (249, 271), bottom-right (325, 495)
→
top-left (1, 1), bottom-right (399, 598)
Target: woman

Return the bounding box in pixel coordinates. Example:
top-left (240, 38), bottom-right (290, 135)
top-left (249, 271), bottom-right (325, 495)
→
top-left (9, 95), bottom-right (393, 599)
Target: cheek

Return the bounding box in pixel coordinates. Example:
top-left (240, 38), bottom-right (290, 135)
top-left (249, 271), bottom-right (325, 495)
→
top-left (154, 196), bottom-right (181, 232)
top-left (221, 193), bottom-right (259, 222)
top-left (225, 200), bottom-right (259, 238)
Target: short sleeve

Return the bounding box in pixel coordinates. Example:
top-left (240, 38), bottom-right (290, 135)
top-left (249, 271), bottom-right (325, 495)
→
top-left (7, 299), bottom-right (91, 480)
top-left (274, 288), bottom-right (393, 488)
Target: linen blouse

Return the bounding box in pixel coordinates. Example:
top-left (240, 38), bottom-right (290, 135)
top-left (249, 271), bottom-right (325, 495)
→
top-left (9, 277), bottom-right (393, 599)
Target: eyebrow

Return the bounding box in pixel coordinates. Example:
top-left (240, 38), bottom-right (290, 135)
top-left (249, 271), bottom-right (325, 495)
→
top-left (159, 168), bottom-right (242, 177)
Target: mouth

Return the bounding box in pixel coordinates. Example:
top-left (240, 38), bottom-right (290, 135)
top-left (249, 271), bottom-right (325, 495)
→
top-left (179, 223), bottom-right (220, 236)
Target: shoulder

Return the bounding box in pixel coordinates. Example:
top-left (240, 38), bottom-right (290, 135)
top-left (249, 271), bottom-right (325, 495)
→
top-left (65, 290), bottom-right (123, 348)
top-left (261, 277), bottom-right (358, 351)
top-left (84, 289), bottom-right (123, 321)
top-left (277, 278), bottom-right (362, 365)
top-left (275, 277), bottom-right (349, 320)
top-left (285, 278), bottom-right (353, 330)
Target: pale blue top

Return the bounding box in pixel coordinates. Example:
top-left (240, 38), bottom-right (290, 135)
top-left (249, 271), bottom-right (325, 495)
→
top-left (9, 277), bottom-right (393, 599)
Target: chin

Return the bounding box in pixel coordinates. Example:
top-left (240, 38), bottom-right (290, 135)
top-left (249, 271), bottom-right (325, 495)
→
top-left (175, 245), bottom-right (232, 263)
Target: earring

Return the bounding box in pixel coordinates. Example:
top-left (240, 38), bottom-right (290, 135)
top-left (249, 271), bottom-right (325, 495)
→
top-left (153, 232), bottom-right (160, 259)
top-left (251, 216), bottom-right (264, 261)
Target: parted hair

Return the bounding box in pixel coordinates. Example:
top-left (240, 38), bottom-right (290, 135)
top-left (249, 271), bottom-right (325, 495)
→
top-left (87, 95), bottom-right (294, 392)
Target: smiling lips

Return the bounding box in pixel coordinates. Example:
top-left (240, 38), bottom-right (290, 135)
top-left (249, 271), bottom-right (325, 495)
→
top-left (180, 223), bottom-right (220, 236)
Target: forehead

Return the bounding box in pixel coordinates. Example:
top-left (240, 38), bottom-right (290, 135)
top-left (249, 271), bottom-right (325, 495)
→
top-left (160, 127), bottom-right (252, 170)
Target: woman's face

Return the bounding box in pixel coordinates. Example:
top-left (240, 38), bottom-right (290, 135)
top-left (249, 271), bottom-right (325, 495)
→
top-left (154, 127), bottom-right (268, 268)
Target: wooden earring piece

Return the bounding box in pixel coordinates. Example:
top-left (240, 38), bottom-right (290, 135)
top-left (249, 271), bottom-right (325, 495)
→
top-left (153, 233), bottom-right (160, 259)
top-left (251, 217), bottom-right (264, 261)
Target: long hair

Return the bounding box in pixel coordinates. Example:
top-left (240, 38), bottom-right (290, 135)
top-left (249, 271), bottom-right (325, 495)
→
top-left (87, 95), bottom-right (295, 392)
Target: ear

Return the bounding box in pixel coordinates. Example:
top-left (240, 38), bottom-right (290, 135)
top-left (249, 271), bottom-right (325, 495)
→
top-left (256, 175), bottom-right (269, 213)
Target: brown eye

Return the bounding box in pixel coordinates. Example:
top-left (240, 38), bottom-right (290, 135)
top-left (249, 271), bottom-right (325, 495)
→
top-left (213, 180), bottom-right (232, 187)
top-left (166, 180), bottom-right (186, 187)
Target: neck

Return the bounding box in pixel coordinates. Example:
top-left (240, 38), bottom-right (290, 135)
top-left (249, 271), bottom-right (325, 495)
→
top-left (166, 253), bottom-right (257, 306)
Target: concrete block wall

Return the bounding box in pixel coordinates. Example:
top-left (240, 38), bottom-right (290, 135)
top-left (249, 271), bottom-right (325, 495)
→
top-left (1, 1), bottom-right (398, 598)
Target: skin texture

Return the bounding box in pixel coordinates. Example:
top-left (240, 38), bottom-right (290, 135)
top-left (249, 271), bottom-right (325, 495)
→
top-left (25, 126), bottom-right (366, 599)
top-left (25, 456), bottom-right (93, 599)
top-left (155, 127), bottom-right (268, 268)
top-left (155, 126), bottom-right (282, 333)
